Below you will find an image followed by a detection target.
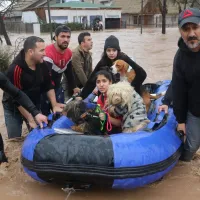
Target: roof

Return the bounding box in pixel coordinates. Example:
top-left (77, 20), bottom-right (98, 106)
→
top-left (22, 0), bottom-right (58, 11)
top-left (23, 0), bottom-right (47, 10)
top-left (111, 0), bottom-right (145, 14)
top-left (11, 0), bottom-right (37, 11)
top-left (50, 1), bottom-right (121, 9)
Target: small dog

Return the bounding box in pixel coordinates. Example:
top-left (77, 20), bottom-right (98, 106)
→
top-left (107, 82), bottom-right (150, 133)
top-left (63, 100), bottom-right (103, 135)
top-left (140, 84), bottom-right (166, 113)
top-left (111, 59), bottom-right (136, 83)
top-left (111, 60), bottom-right (165, 113)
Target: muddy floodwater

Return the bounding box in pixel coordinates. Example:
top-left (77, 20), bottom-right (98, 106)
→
top-left (1, 28), bottom-right (200, 200)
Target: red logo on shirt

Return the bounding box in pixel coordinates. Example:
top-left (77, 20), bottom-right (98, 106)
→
top-left (183, 10), bottom-right (193, 18)
top-left (60, 59), bottom-right (66, 68)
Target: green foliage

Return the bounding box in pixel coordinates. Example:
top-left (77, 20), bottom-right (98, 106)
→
top-left (66, 22), bottom-right (84, 31)
top-left (0, 46), bottom-right (11, 72)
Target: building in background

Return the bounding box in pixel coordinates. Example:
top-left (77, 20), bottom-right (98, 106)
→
top-left (22, 1), bottom-right (121, 29)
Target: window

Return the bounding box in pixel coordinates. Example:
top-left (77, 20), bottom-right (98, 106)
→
top-left (73, 16), bottom-right (87, 24)
top-left (73, 16), bottom-right (77, 23)
top-left (134, 16), bottom-right (137, 24)
top-left (51, 16), bottom-right (68, 24)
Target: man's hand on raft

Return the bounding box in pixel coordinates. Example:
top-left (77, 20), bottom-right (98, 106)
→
top-left (35, 113), bottom-right (48, 128)
top-left (177, 123), bottom-right (186, 135)
top-left (27, 103), bottom-right (65, 129)
top-left (27, 113), bottom-right (48, 129)
top-left (52, 103), bottom-right (65, 113)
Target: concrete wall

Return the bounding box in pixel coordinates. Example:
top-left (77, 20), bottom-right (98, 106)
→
top-left (22, 11), bottom-right (38, 23)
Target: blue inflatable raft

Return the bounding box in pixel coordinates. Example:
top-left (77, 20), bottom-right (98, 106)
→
top-left (21, 80), bottom-right (183, 189)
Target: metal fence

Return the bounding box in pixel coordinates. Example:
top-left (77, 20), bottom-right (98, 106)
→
top-left (121, 15), bottom-right (178, 29)
top-left (4, 22), bottom-right (34, 34)
top-left (122, 22), bottom-right (178, 29)
top-left (2, 17), bottom-right (179, 35)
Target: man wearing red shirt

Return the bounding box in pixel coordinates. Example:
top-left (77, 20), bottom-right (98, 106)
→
top-left (43, 25), bottom-right (80, 115)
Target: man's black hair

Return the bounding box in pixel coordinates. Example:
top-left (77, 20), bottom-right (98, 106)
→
top-left (78, 32), bottom-right (91, 45)
top-left (24, 36), bottom-right (44, 53)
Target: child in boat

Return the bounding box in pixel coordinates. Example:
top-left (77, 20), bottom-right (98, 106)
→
top-left (95, 70), bottom-right (122, 133)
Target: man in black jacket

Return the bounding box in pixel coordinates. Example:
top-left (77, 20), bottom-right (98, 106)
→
top-left (0, 72), bottom-right (47, 127)
top-left (172, 8), bottom-right (200, 161)
top-left (0, 72), bottom-right (48, 162)
top-left (2, 36), bottom-right (64, 139)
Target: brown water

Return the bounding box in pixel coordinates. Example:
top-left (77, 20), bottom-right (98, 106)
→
top-left (1, 28), bottom-right (200, 200)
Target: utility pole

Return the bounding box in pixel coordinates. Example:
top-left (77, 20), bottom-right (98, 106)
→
top-left (47, 0), bottom-right (53, 41)
top-left (162, 0), bottom-right (167, 34)
top-left (141, 0), bottom-right (143, 34)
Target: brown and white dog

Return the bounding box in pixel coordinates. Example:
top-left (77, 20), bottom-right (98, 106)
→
top-left (111, 59), bottom-right (165, 113)
top-left (111, 59), bottom-right (136, 83)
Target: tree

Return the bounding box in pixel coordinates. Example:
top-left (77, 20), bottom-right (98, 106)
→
top-left (1, 1), bottom-right (15, 45)
top-left (0, 0), bottom-right (23, 45)
top-left (170, 0), bottom-right (200, 13)
top-left (157, 0), bottom-right (167, 34)
top-left (156, 0), bottom-right (200, 34)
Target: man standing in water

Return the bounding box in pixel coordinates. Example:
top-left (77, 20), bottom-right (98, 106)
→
top-left (172, 8), bottom-right (200, 161)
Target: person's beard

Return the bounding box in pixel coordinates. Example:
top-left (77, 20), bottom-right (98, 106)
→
top-left (58, 42), bottom-right (68, 50)
top-left (183, 36), bottom-right (200, 49)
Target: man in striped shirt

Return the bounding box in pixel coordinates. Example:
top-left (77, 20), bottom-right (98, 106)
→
top-left (42, 25), bottom-right (80, 115)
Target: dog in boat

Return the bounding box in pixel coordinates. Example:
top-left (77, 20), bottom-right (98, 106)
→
top-left (62, 100), bottom-right (103, 135)
top-left (111, 59), bottom-right (164, 112)
top-left (111, 59), bottom-right (136, 83)
top-left (140, 84), bottom-right (166, 113)
top-left (107, 81), bottom-right (150, 133)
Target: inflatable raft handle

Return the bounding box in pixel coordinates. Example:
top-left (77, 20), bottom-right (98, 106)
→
top-left (36, 113), bottom-right (62, 129)
top-left (145, 111), bottom-right (168, 131)
top-left (156, 111), bottom-right (166, 123)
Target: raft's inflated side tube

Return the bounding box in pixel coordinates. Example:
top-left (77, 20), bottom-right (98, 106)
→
top-left (21, 80), bottom-right (183, 189)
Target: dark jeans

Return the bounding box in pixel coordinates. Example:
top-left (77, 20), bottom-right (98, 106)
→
top-left (40, 87), bottom-right (64, 116)
top-left (3, 102), bottom-right (24, 139)
top-left (0, 133), bottom-right (7, 163)
top-left (180, 112), bottom-right (200, 161)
